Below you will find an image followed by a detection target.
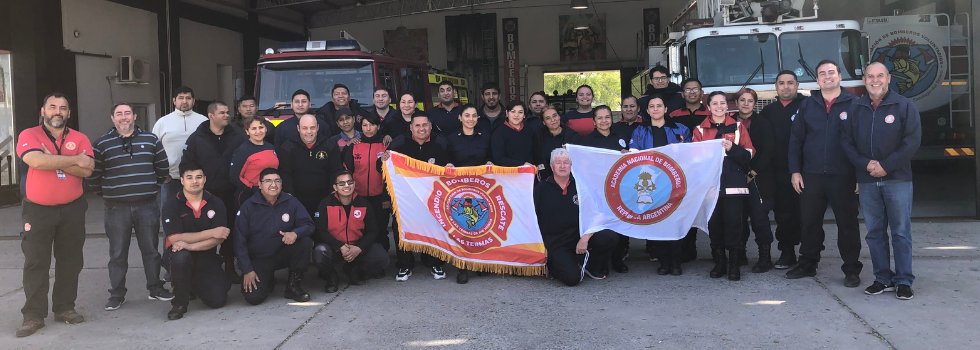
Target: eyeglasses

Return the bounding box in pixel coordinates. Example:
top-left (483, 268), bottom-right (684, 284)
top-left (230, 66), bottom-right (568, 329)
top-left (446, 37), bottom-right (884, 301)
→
top-left (651, 77), bottom-right (669, 82)
top-left (336, 180), bottom-right (355, 186)
top-left (683, 87), bottom-right (702, 93)
top-left (260, 179), bottom-right (282, 185)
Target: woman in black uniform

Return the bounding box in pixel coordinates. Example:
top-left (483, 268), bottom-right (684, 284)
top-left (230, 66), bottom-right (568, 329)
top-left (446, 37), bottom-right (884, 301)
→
top-left (446, 104), bottom-right (493, 284)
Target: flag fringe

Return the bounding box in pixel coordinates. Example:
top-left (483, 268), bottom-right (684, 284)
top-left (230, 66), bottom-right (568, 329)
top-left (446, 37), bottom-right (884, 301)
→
top-left (398, 240), bottom-right (546, 277)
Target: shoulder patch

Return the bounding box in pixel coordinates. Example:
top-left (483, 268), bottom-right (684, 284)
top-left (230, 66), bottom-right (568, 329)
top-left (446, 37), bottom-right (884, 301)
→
top-left (885, 115), bottom-right (895, 124)
top-left (839, 112), bottom-right (848, 120)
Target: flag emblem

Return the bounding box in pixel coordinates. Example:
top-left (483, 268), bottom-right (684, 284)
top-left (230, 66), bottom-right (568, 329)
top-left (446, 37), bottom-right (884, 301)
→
top-left (604, 152), bottom-right (687, 225)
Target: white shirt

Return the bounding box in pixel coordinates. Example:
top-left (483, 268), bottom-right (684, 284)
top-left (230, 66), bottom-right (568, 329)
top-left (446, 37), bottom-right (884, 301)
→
top-left (152, 109), bottom-right (207, 179)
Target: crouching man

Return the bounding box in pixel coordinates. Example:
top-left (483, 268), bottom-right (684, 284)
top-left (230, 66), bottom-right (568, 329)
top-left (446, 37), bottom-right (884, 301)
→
top-left (234, 168), bottom-right (314, 305)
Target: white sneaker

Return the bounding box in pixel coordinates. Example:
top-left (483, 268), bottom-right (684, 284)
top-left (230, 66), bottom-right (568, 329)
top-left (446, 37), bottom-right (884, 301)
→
top-left (430, 267), bottom-right (447, 280)
top-left (395, 268), bottom-right (412, 282)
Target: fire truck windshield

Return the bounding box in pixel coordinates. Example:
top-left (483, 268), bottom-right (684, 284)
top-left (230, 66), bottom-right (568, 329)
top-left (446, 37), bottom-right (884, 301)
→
top-left (256, 60), bottom-right (374, 110)
top-left (779, 30), bottom-right (864, 83)
top-left (689, 34), bottom-right (779, 88)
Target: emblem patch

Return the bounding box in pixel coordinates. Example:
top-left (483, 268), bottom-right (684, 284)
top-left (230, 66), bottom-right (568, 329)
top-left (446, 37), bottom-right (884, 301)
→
top-left (314, 212), bottom-right (320, 218)
top-left (885, 115), bottom-right (895, 124)
top-left (377, 152), bottom-right (385, 159)
top-left (24, 223), bottom-right (31, 232)
top-left (605, 151), bottom-right (687, 225)
top-left (282, 213), bottom-right (290, 222)
top-left (572, 195), bottom-right (579, 205)
top-left (315, 151), bottom-right (327, 160)
top-left (427, 176), bottom-right (512, 253)
top-left (207, 210), bottom-right (215, 219)
top-left (353, 209), bottom-right (363, 219)
top-left (840, 112), bottom-right (848, 120)
top-left (66, 142), bottom-right (77, 150)
top-left (618, 139), bottom-right (627, 148)
top-left (428, 158), bottom-right (436, 164)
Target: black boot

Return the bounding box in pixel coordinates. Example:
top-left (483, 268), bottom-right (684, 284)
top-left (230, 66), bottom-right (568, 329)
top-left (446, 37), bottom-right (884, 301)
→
top-left (728, 248), bottom-right (743, 281)
top-left (752, 244), bottom-right (774, 273)
top-left (323, 268), bottom-right (339, 293)
top-left (284, 271), bottom-right (311, 302)
top-left (344, 264), bottom-right (364, 286)
top-left (456, 269), bottom-right (470, 284)
top-left (709, 248), bottom-right (727, 278)
top-left (167, 305), bottom-right (187, 320)
top-left (774, 248), bottom-right (798, 270)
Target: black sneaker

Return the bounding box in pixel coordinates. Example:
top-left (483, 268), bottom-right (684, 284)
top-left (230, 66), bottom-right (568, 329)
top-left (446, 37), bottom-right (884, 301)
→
top-left (395, 268), bottom-right (412, 282)
top-left (785, 265), bottom-right (816, 279)
top-left (430, 267), bottom-right (447, 280)
top-left (864, 281), bottom-right (895, 295)
top-left (149, 289), bottom-right (175, 301)
top-left (896, 285), bottom-right (914, 300)
top-left (773, 250), bottom-right (797, 270)
top-left (167, 305), bottom-right (187, 320)
top-left (844, 274), bottom-right (861, 288)
top-left (105, 297), bottom-right (125, 311)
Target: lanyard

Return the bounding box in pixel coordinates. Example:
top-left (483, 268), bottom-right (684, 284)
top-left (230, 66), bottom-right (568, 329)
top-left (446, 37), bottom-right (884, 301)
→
top-left (43, 127), bottom-right (69, 155)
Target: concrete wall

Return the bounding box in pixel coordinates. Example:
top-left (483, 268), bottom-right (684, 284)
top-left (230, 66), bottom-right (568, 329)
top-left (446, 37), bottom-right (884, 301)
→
top-left (179, 18), bottom-right (244, 107)
top-left (62, 0), bottom-right (161, 141)
top-left (309, 0), bottom-right (690, 95)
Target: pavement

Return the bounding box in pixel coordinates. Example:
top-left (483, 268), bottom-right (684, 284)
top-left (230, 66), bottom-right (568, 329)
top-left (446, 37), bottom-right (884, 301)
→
top-left (0, 195), bottom-right (977, 349)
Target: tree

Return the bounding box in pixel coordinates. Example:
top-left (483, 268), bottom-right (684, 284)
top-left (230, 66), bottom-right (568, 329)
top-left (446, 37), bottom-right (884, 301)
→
top-left (544, 71), bottom-right (622, 111)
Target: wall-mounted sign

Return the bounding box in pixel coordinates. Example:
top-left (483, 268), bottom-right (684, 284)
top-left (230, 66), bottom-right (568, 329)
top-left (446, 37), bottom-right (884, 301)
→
top-left (502, 18), bottom-right (521, 103)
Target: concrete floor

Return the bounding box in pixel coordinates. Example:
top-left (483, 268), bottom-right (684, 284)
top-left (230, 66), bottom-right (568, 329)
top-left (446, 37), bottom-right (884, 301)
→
top-left (0, 198), bottom-right (977, 349)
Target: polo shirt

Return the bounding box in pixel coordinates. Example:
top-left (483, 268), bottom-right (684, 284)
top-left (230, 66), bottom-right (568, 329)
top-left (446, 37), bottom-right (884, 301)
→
top-left (162, 191), bottom-right (228, 253)
top-left (17, 126), bottom-right (93, 206)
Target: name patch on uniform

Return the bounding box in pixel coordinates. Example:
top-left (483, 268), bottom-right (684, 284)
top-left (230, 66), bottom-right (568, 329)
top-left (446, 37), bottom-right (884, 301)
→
top-left (353, 209), bottom-right (363, 219)
top-left (839, 112), bottom-right (848, 120)
top-left (885, 115), bottom-right (895, 124)
top-left (207, 210), bottom-right (215, 219)
top-left (282, 213), bottom-right (290, 222)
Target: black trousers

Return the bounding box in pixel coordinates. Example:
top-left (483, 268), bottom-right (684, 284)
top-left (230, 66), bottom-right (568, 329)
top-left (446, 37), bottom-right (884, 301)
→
top-left (391, 214), bottom-right (445, 270)
top-left (313, 243), bottom-right (390, 273)
top-left (798, 173), bottom-right (863, 275)
top-left (708, 196), bottom-right (745, 250)
top-left (649, 240), bottom-right (683, 266)
top-left (612, 233), bottom-right (630, 263)
top-left (546, 229), bottom-right (617, 286)
top-left (773, 170), bottom-right (802, 251)
top-left (366, 195), bottom-right (392, 251)
top-left (213, 188), bottom-right (237, 263)
top-left (241, 237), bottom-right (313, 305)
top-left (21, 198), bottom-right (87, 319)
top-left (681, 228), bottom-right (698, 257)
top-left (170, 249), bottom-right (231, 308)
top-left (741, 180), bottom-right (775, 247)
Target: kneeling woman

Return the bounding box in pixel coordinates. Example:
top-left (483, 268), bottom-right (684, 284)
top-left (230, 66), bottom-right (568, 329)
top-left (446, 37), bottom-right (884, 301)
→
top-left (693, 91), bottom-right (755, 281)
top-left (628, 95), bottom-right (691, 275)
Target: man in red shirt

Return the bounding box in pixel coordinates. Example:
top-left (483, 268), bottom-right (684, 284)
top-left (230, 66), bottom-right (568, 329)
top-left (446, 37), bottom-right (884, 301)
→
top-left (15, 93), bottom-right (94, 337)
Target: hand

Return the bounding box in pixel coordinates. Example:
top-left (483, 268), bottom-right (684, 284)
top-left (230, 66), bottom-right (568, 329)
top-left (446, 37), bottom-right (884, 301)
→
top-left (280, 231), bottom-right (297, 245)
top-left (243, 271), bottom-right (259, 293)
top-left (342, 245), bottom-right (362, 262)
top-left (537, 164), bottom-right (545, 170)
top-left (620, 149), bottom-right (629, 154)
top-left (41, 143), bottom-right (52, 154)
top-left (870, 163), bottom-right (887, 178)
top-left (382, 135), bottom-right (392, 147)
top-left (721, 140), bottom-right (733, 151)
top-left (855, 183), bottom-right (860, 195)
top-left (380, 151), bottom-right (391, 162)
top-left (382, 201), bottom-right (391, 209)
top-left (171, 241), bottom-right (189, 252)
top-left (791, 173), bottom-right (804, 194)
top-left (212, 227), bottom-right (231, 240)
top-left (523, 162), bottom-right (532, 167)
top-left (575, 233), bottom-right (593, 254)
top-left (75, 150), bottom-right (94, 169)
top-left (446, 163), bottom-right (455, 168)
top-left (866, 160), bottom-right (877, 173)
top-left (349, 137), bottom-right (361, 145)
top-left (486, 161), bottom-right (494, 166)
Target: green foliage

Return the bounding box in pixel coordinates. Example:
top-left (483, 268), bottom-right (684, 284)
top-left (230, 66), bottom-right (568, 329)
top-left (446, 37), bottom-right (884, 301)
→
top-left (544, 71), bottom-right (622, 111)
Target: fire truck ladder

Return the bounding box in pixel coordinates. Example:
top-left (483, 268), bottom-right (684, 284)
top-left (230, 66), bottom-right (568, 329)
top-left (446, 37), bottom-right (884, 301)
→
top-left (949, 13), bottom-right (973, 129)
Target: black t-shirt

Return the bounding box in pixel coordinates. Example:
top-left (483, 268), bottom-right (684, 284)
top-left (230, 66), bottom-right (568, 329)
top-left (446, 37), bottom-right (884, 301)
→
top-left (206, 131), bottom-right (230, 155)
top-left (162, 191), bottom-right (228, 254)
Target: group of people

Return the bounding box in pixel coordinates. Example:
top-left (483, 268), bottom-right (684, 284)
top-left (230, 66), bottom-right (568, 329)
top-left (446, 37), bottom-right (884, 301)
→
top-left (14, 60), bottom-right (920, 338)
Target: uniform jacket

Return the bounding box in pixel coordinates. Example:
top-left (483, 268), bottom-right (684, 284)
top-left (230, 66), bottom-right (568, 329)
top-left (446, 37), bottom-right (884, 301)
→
top-left (447, 130), bottom-right (492, 167)
top-left (314, 193), bottom-right (378, 252)
top-left (491, 122), bottom-right (535, 166)
top-left (162, 190), bottom-right (228, 253)
top-left (580, 129), bottom-right (628, 151)
top-left (762, 94), bottom-right (805, 171)
top-left (277, 136), bottom-right (342, 195)
top-left (841, 91), bottom-right (921, 183)
top-left (739, 113), bottom-right (775, 201)
top-left (181, 121), bottom-right (247, 194)
top-left (693, 115), bottom-right (755, 196)
top-left (629, 118), bottom-right (690, 150)
top-left (788, 88), bottom-right (857, 175)
top-left (229, 141), bottom-right (279, 191)
top-left (233, 191), bottom-right (314, 274)
top-left (343, 133), bottom-right (389, 198)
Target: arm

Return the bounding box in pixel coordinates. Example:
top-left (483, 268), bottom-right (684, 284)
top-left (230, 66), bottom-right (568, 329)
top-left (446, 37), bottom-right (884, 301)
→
top-left (314, 200), bottom-right (345, 250)
top-left (229, 148), bottom-right (247, 190)
top-left (357, 203), bottom-right (379, 252)
top-left (787, 103), bottom-right (807, 174)
top-left (153, 137), bottom-right (169, 184)
top-left (86, 141), bottom-right (105, 186)
top-left (277, 144), bottom-right (295, 194)
top-left (737, 123), bottom-right (755, 158)
top-left (291, 203), bottom-right (315, 239)
top-left (22, 151), bottom-right (91, 172)
top-left (877, 102), bottom-right (923, 173)
top-left (839, 106), bottom-right (871, 169)
top-left (752, 118), bottom-right (774, 171)
top-left (342, 144), bottom-right (355, 172)
top-left (233, 205), bottom-right (254, 274)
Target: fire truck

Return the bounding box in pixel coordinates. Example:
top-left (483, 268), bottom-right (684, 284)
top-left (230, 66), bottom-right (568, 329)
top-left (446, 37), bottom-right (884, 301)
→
top-left (254, 32), bottom-right (433, 126)
top-left (637, 0), bottom-right (973, 159)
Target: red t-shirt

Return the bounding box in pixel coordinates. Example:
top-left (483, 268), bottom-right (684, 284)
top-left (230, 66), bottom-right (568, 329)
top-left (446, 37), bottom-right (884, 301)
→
top-left (824, 98), bottom-right (837, 114)
top-left (17, 126), bottom-right (93, 205)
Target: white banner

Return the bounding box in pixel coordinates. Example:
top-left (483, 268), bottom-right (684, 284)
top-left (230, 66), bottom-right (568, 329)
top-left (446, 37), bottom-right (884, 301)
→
top-left (566, 141), bottom-right (725, 240)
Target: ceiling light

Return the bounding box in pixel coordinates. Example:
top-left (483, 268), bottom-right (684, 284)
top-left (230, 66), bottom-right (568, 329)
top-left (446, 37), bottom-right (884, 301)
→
top-left (571, 0), bottom-right (589, 10)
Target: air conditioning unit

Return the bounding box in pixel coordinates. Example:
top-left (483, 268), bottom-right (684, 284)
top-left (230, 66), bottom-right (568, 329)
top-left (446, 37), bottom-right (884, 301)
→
top-left (119, 56), bottom-right (148, 83)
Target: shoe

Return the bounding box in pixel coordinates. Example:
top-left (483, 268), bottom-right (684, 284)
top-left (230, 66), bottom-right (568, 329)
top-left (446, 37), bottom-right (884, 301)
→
top-left (584, 268), bottom-right (607, 280)
top-left (324, 268), bottom-right (339, 293)
top-left (774, 249), bottom-right (797, 270)
top-left (105, 297), bottom-right (125, 311)
top-left (844, 274), bottom-right (861, 288)
top-left (864, 281), bottom-right (895, 295)
top-left (727, 248), bottom-right (743, 281)
top-left (649, 255), bottom-right (659, 262)
top-left (670, 266), bottom-right (683, 276)
top-left (283, 271), bottom-right (311, 302)
top-left (896, 285), bottom-right (914, 300)
top-left (167, 305), bottom-right (187, 320)
top-left (656, 265), bottom-right (670, 275)
top-left (15, 317), bottom-right (44, 338)
top-left (54, 309), bottom-right (85, 324)
top-left (456, 269), bottom-right (470, 284)
top-left (430, 267), bottom-right (447, 280)
top-left (149, 289), bottom-right (175, 301)
top-left (344, 265), bottom-right (364, 286)
top-left (395, 268), bottom-right (412, 282)
top-left (709, 248), bottom-right (728, 278)
top-left (162, 270), bottom-right (171, 283)
top-left (785, 264), bottom-right (817, 279)
top-left (752, 244), bottom-right (774, 273)
top-left (612, 260), bottom-right (629, 273)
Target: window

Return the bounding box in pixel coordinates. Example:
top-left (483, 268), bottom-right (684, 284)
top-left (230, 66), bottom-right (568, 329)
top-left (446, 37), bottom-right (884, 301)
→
top-left (779, 30), bottom-right (864, 82)
top-left (256, 60), bottom-right (374, 110)
top-left (689, 34), bottom-right (779, 87)
top-left (400, 66), bottom-right (425, 103)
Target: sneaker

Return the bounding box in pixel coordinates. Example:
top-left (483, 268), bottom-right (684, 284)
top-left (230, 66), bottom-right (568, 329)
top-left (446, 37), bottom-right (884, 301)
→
top-left (395, 268), bottom-right (412, 282)
top-left (773, 250), bottom-right (797, 270)
top-left (864, 281), bottom-right (895, 295)
top-left (844, 274), bottom-right (861, 288)
top-left (430, 267), bottom-right (447, 280)
top-left (105, 297), bottom-right (125, 311)
top-left (896, 285), bottom-right (914, 300)
top-left (584, 268), bottom-right (607, 280)
top-left (149, 289), bottom-right (175, 301)
top-left (167, 305), bottom-right (187, 320)
top-left (785, 265), bottom-right (816, 279)
top-left (15, 317), bottom-right (44, 338)
top-left (53, 309), bottom-right (85, 324)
